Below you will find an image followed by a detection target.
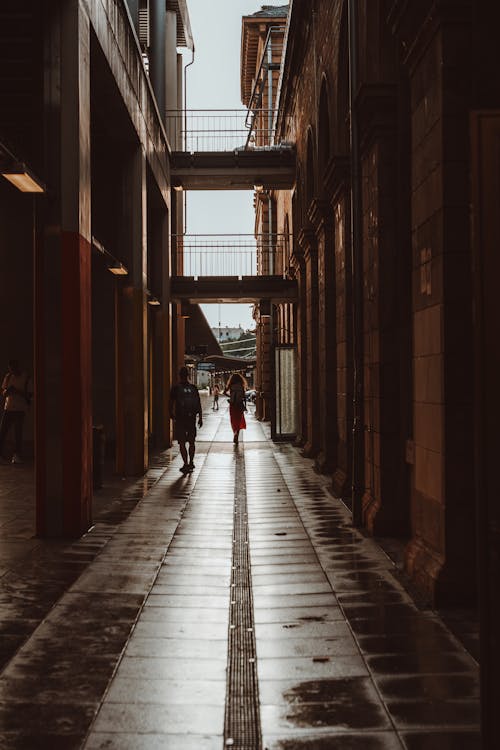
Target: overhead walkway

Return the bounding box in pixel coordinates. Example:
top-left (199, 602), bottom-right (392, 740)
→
top-left (171, 274), bottom-right (297, 303)
top-left (167, 109), bottom-right (295, 190)
top-left (0, 398), bottom-right (480, 747)
top-left (171, 233), bottom-right (297, 304)
top-left (170, 148), bottom-right (295, 191)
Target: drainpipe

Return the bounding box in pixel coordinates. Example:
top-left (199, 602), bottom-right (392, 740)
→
top-left (267, 37), bottom-right (274, 274)
top-left (348, 0), bottom-right (364, 527)
top-left (183, 47), bottom-right (195, 232)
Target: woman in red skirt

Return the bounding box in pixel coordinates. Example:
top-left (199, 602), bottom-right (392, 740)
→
top-left (224, 372), bottom-right (247, 444)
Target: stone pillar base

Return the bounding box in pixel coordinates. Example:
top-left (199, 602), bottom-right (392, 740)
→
top-left (405, 536), bottom-right (476, 607)
top-left (315, 451), bottom-right (334, 475)
top-left (302, 441), bottom-right (319, 459)
top-left (332, 467), bottom-right (349, 498)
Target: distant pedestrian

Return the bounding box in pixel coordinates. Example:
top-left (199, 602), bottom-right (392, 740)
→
top-left (224, 372), bottom-right (247, 444)
top-left (0, 360), bottom-right (31, 464)
top-left (212, 383), bottom-right (220, 410)
top-left (170, 366), bottom-right (203, 474)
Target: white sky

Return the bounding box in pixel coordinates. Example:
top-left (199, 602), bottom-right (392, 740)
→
top-left (182, 0), bottom-right (287, 330)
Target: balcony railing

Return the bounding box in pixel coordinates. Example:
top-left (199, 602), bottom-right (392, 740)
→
top-left (173, 234), bottom-right (291, 277)
top-left (165, 110), bottom-right (288, 152)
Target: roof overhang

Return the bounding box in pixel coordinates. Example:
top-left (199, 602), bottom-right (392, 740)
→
top-left (167, 0), bottom-right (194, 50)
top-left (240, 8), bottom-right (288, 105)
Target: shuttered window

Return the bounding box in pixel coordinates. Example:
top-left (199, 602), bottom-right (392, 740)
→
top-left (138, 0), bottom-right (149, 50)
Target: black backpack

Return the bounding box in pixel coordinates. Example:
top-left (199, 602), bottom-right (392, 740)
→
top-left (176, 384), bottom-right (199, 418)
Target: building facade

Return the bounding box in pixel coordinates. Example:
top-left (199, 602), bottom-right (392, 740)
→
top-left (243, 1), bottom-right (500, 739)
top-left (241, 5), bottom-right (290, 425)
top-left (0, 0), bottom-right (193, 536)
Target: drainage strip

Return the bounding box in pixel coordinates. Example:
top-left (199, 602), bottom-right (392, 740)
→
top-left (224, 445), bottom-right (262, 750)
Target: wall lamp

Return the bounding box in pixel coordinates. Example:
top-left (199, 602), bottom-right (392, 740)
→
top-left (1, 161), bottom-right (46, 193)
top-left (147, 290), bottom-right (161, 306)
top-left (108, 262), bottom-right (128, 276)
top-left (92, 236), bottom-right (129, 276)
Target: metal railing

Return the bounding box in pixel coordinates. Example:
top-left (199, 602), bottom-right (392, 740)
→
top-left (173, 234), bottom-right (291, 277)
top-left (165, 109), bottom-right (287, 152)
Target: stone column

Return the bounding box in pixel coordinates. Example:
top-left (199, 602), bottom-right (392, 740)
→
top-left (299, 226), bottom-right (320, 458)
top-left (391, 1), bottom-right (476, 603)
top-left (115, 147), bottom-right (148, 476)
top-left (150, 207), bottom-right (171, 449)
top-left (326, 157), bottom-right (352, 498)
top-left (309, 199), bottom-right (337, 474)
top-left (36, 1), bottom-right (92, 537)
top-left (289, 255), bottom-right (307, 446)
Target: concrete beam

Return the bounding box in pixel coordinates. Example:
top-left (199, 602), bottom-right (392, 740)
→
top-left (170, 148), bottom-right (296, 190)
top-left (171, 275), bottom-right (298, 303)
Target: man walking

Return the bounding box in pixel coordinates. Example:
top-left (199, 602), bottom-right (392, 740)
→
top-left (170, 366), bottom-right (203, 474)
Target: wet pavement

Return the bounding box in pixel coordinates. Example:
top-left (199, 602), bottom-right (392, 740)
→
top-left (0, 395), bottom-right (481, 748)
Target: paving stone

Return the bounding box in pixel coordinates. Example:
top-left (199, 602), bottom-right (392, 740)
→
top-left (0, 406), bottom-right (481, 748)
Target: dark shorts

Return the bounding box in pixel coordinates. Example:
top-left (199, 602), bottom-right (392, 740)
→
top-left (175, 418), bottom-right (196, 444)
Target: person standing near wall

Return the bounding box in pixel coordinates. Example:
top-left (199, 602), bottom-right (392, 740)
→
top-left (224, 372), bottom-right (247, 444)
top-left (0, 359), bottom-right (31, 464)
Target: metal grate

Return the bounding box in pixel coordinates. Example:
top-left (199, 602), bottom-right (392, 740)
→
top-left (224, 448), bottom-right (262, 750)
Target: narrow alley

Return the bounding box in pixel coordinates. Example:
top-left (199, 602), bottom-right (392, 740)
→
top-left (0, 396), bottom-right (480, 748)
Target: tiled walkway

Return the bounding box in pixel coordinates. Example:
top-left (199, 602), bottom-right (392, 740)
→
top-left (0, 397), bottom-right (481, 748)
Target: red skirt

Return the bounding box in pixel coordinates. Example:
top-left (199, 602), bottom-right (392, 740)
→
top-left (229, 405), bottom-right (246, 432)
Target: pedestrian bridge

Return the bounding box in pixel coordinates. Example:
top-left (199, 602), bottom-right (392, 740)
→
top-left (167, 109), bottom-right (296, 191)
top-left (170, 233), bottom-right (297, 303)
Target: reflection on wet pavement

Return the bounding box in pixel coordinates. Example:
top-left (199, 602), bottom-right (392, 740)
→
top-left (0, 398), bottom-right (481, 748)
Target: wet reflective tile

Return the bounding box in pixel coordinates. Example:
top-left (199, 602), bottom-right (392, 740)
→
top-left (92, 702), bottom-right (222, 734)
top-left (256, 621), bottom-right (350, 640)
top-left (401, 731), bottom-right (481, 749)
top-left (376, 674), bottom-right (480, 701)
top-left (350, 616), bottom-right (449, 638)
top-left (257, 635), bottom-right (358, 659)
top-left (340, 603), bottom-right (419, 620)
top-left (140, 606), bottom-right (228, 623)
top-left (151, 584), bottom-right (229, 596)
top-left (338, 591), bottom-right (408, 605)
top-left (258, 654), bottom-right (368, 680)
top-left (253, 594), bottom-right (337, 609)
top-left (367, 652), bottom-right (476, 676)
top-left (254, 605), bottom-right (344, 624)
top-left (125, 636), bottom-right (227, 659)
top-left (356, 633), bottom-right (461, 656)
top-left (131, 620), bottom-right (227, 640)
top-left (0, 732), bottom-right (84, 749)
top-left (85, 734), bottom-right (221, 749)
top-left (253, 582), bottom-right (332, 596)
top-left (104, 675), bottom-right (226, 705)
top-left (263, 733), bottom-right (403, 749)
top-left (387, 699), bottom-right (480, 728)
top-left (0, 701), bottom-right (96, 734)
top-left (143, 594), bottom-right (228, 609)
top-left (116, 656), bottom-right (227, 681)
top-left (252, 571), bottom-right (327, 586)
top-left (70, 571), bottom-right (159, 595)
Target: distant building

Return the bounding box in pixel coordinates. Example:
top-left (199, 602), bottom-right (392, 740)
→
top-left (212, 325), bottom-right (245, 342)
